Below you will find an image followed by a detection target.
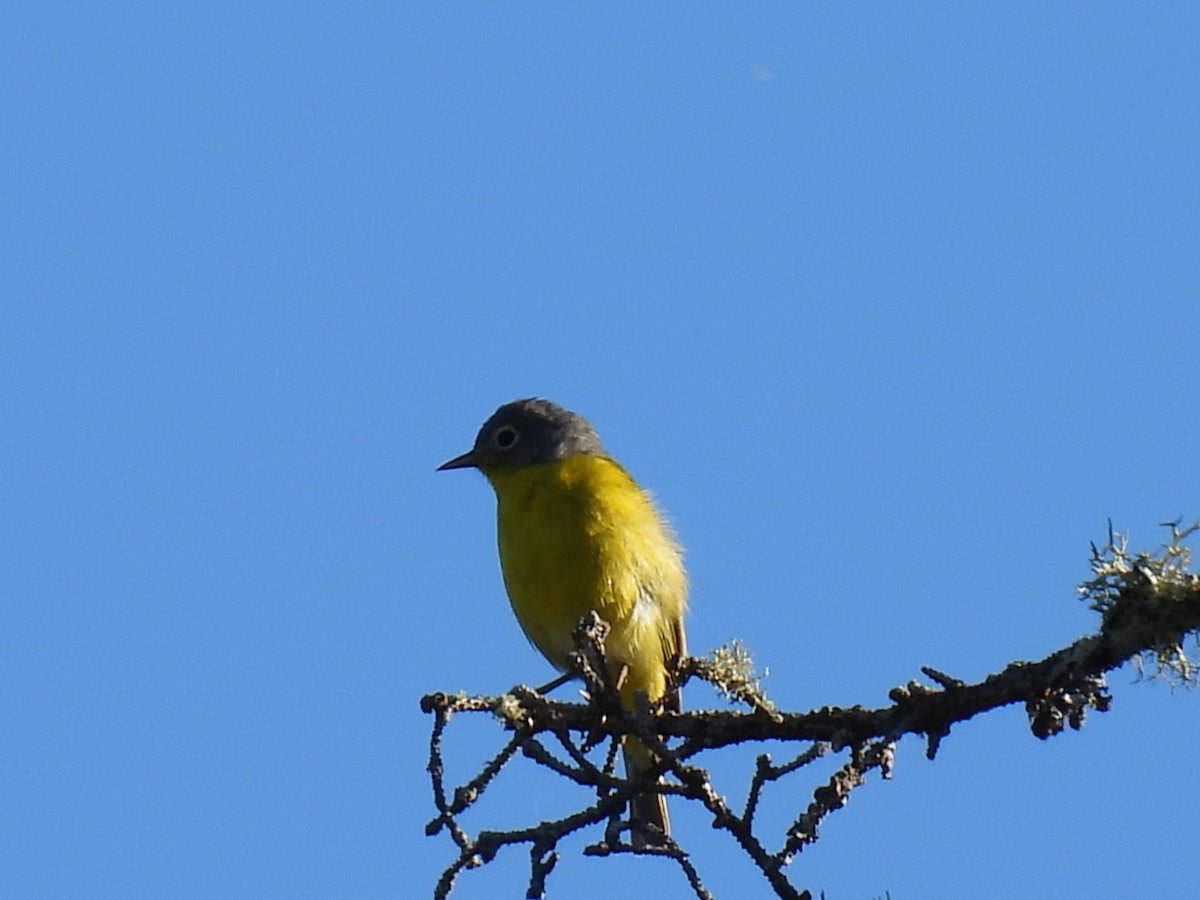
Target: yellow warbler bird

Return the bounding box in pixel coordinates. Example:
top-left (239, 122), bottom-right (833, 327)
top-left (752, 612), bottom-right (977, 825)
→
top-left (438, 397), bottom-right (687, 845)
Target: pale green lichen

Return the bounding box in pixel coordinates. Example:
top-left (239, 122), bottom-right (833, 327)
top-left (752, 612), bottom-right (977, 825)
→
top-left (698, 639), bottom-right (777, 716)
top-left (1079, 520), bottom-right (1200, 687)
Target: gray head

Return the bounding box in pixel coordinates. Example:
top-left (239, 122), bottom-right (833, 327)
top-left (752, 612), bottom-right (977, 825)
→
top-left (437, 398), bottom-right (607, 474)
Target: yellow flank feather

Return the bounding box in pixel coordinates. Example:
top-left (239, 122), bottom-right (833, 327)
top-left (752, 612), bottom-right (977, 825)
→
top-left (483, 455), bottom-right (686, 708)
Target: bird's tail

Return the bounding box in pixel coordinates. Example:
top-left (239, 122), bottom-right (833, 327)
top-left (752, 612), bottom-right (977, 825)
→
top-left (622, 735), bottom-right (669, 848)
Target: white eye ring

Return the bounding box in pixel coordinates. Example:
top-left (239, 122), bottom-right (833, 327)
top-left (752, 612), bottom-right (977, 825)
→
top-left (493, 425), bottom-right (519, 450)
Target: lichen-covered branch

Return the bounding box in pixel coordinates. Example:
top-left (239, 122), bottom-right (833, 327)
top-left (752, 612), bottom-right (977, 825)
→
top-left (421, 522), bottom-right (1199, 899)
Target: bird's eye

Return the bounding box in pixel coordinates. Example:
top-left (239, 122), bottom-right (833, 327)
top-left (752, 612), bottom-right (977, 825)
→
top-left (493, 425), bottom-right (519, 450)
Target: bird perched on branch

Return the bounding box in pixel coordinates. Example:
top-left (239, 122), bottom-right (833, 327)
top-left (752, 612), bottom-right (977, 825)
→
top-left (438, 398), bottom-right (688, 846)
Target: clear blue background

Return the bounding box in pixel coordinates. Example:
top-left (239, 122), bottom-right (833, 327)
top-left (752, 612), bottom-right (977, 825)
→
top-left (3, 4), bottom-right (1198, 898)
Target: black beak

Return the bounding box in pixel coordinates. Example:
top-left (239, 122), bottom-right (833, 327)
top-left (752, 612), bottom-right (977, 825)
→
top-left (436, 449), bottom-right (478, 471)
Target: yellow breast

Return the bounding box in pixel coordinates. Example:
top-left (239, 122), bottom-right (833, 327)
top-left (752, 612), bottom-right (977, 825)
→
top-left (483, 455), bottom-right (686, 703)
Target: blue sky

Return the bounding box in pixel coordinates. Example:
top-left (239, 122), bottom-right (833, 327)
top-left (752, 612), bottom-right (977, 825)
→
top-left (3, 4), bottom-right (1198, 898)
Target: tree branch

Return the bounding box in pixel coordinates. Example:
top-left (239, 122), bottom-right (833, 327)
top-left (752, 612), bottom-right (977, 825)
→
top-left (421, 521), bottom-right (1199, 899)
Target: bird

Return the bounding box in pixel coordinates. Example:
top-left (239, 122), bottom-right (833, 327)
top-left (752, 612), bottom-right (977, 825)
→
top-left (438, 397), bottom-right (688, 846)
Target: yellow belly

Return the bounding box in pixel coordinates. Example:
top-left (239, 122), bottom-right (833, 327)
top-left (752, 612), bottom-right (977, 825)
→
top-left (485, 455), bottom-right (686, 705)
